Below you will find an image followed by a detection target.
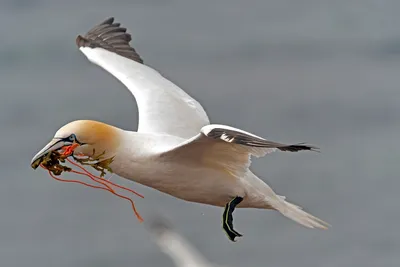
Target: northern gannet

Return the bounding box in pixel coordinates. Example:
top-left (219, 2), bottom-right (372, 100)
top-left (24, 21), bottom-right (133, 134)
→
top-left (30, 17), bottom-right (329, 242)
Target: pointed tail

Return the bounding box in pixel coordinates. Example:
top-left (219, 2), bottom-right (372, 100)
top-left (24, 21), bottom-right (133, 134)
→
top-left (245, 172), bottom-right (330, 229)
top-left (275, 199), bottom-right (330, 229)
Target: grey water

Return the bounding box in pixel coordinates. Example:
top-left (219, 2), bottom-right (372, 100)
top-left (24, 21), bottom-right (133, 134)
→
top-left (1, 1), bottom-right (400, 266)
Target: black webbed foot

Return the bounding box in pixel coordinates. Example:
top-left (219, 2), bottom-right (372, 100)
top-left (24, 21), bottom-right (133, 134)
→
top-left (222, 196), bottom-right (243, 242)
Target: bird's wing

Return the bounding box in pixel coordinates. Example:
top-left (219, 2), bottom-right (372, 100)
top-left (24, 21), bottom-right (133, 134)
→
top-left (159, 124), bottom-right (318, 178)
top-left (76, 17), bottom-right (210, 139)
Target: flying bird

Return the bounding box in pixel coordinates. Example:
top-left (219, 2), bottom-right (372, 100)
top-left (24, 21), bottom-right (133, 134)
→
top-left (31, 17), bottom-right (329, 242)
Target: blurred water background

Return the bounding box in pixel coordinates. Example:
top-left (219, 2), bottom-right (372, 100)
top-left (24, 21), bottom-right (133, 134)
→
top-left (1, 1), bottom-right (400, 266)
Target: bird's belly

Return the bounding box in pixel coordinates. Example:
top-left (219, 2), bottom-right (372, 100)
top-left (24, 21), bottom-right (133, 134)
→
top-left (151, 176), bottom-right (237, 207)
top-left (116, 163), bottom-right (244, 207)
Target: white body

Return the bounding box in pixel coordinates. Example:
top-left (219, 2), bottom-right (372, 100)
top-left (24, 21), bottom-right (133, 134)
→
top-left (111, 132), bottom-right (258, 208)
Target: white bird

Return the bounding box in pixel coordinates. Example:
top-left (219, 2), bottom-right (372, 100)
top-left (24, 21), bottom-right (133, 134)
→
top-left (30, 17), bottom-right (329, 242)
top-left (147, 217), bottom-right (226, 267)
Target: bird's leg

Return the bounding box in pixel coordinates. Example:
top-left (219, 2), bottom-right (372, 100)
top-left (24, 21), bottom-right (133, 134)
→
top-left (222, 196), bottom-right (243, 242)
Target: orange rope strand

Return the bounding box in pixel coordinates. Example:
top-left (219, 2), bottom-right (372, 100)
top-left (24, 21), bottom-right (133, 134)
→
top-left (66, 158), bottom-right (144, 199)
top-left (40, 159), bottom-right (144, 222)
top-left (70, 169), bottom-right (115, 192)
top-left (41, 165), bottom-right (110, 192)
top-left (68, 165), bottom-right (144, 222)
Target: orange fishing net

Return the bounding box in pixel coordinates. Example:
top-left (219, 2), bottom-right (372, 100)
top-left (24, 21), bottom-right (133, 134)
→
top-left (40, 145), bottom-right (144, 222)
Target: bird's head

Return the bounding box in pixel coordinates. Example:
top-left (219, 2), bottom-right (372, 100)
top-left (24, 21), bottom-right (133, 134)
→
top-left (30, 120), bottom-right (122, 169)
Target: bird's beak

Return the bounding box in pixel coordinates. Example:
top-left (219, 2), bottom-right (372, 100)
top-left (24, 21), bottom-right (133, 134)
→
top-left (30, 138), bottom-right (66, 169)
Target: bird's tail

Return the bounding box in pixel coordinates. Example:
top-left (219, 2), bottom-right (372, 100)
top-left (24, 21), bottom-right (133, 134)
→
top-left (274, 197), bottom-right (330, 229)
top-left (245, 172), bottom-right (330, 229)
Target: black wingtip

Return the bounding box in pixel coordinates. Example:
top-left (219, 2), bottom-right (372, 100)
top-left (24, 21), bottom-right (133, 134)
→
top-left (278, 143), bottom-right (320, 152)
top-left (101, 17), bottom-right (114, 25)
top-left (77, 16), bottom-right (144, 63)
top-left (75, 35), bottom-right (86, 47)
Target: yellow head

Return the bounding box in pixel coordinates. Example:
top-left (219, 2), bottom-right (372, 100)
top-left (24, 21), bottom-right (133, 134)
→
top-left (31, 120), bottom-right (122, 168)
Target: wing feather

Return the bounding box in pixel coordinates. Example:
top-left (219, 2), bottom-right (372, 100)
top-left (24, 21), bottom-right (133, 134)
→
top-left (202, 124), bottom-right (319, 154)
top-left (76, 17), bottom-right (210, 138)
top-left (160, 124), bottom-right (318, 178)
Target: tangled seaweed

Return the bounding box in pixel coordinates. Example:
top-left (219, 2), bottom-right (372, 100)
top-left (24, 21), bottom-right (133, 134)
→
top-left (36, 147), bottom-right (144, 222)
top-left (40, 149), bottom-right (114, 177)
top-left (72, 149), bottom-right (114, 178)
top-left (40, 151), bottom-right (71, 176)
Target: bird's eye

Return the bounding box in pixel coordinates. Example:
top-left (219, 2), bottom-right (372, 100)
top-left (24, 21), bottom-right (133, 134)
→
top-left (69, 134), bottom-right (76, 141)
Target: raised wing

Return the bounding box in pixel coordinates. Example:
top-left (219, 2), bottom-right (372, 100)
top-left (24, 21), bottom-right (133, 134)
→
top-left (76, 17), bottom-right (210, 139)
top-left (160, 124), bottom-right (318, 178)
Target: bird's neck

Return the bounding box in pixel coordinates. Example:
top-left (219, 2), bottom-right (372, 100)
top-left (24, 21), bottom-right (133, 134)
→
top-left (109, 131), bottom-right (181, 182)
